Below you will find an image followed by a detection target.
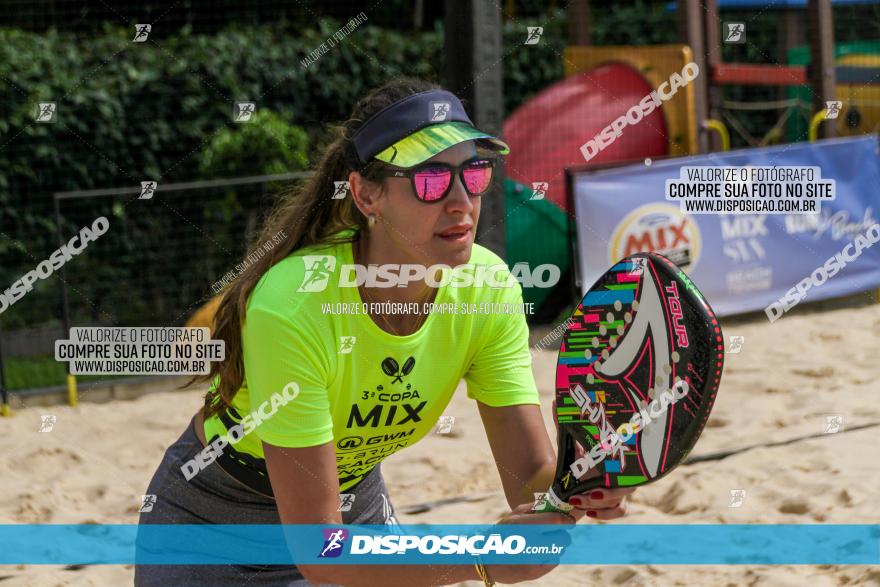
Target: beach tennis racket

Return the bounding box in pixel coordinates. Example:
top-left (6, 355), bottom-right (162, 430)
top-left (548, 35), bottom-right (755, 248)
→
top-left (533, 253), bottom-right (724, 513)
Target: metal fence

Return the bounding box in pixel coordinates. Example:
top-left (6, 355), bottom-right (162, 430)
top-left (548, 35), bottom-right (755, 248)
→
top-left (0, 173), bottom-right (308, 399)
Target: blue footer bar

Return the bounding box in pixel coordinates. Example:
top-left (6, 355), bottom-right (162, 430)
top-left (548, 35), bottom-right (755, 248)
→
top-left (1, 524), bottom-right (878, 565)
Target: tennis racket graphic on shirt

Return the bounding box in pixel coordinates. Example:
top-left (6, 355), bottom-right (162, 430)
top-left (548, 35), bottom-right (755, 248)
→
top-left (533, 253), bottom-right (724, 513)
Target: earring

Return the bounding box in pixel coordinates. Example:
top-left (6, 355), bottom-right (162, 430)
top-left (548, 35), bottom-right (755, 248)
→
top-left (368, 214), bottom-right (376, 228)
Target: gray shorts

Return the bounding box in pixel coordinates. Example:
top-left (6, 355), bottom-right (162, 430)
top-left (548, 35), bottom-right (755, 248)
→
top-left (134, 416), bottom-right (398, 586)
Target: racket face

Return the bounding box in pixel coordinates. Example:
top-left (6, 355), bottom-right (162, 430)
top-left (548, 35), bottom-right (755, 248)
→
top-left (550, 253), bottom-right (723, 500)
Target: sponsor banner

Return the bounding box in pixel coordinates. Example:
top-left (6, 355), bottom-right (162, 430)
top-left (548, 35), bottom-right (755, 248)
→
top-left (0, 524), bottom-right (877, 564)
top-left (570, 135), bottom-right (880, 316)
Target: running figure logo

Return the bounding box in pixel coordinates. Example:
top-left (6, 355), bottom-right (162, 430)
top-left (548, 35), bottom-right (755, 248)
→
top-left (298, 255), bottom-right (336, 292)
top-left (139, 181), bottom-right (157, 200)
top-left (35, 102), bottom-right (57, 123)
top-left (530, 182), bottom-right (548, 200)
top-left (234, 102), bottom-right (256, 122)
top-left (524, 27), bottom-right (543, 45)
top-left (429, 102), bottom-right (450, 122)
top-left (38, 415), bottom-right (57, 432)
top-left (339, 336), bottom-right (356, 354)
top-left (319, 528), bottom-right (349, 558)
top-left (724, 22), bottom-right (745, 43)
top-left (338, 494), bottom-right (356, 512)
top-left (133, 24), bottom-right (151, 42)
top-left (824, 101), bottom-right (843, 120)
top-left (332, 181), bottom-right (350, 200)
top-left (139, 494), bottom-right (157, 513)
top-left (824, 415), bottom-right (844, 434)
top-left (728, 489), bottom-right (746, 508)
top-left (727, 335), bottom-right (744, 354)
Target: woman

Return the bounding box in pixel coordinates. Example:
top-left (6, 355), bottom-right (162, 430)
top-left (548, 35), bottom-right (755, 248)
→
top-left (136, 77), bottom-right (635, 586)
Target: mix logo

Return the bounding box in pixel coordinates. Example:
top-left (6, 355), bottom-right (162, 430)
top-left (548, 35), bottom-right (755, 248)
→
top-left (140, 181), bottom-right (157, 200)
top-left (35, 102), bottom-right (57, 123)
top-left (724, 22), bottom-right (745, 43)
top-left (524, 26), bottom-right (543, 45)
top-left (234, 102), bottom-right (256, 122)
top-left (332, 181), bottom-right (350, 200)
top-left (825, 101), bottom-right (843, 120)
top-left (319, 528), bottom-right (349, 558)
top-left (429, 102), bottom-right (451, 122)
top-left (530, 182), bottom-right (548, 200)
top-left (609, 204), bottom-right (701, 271)
top-left (133, 24), bottom-right (151, 42)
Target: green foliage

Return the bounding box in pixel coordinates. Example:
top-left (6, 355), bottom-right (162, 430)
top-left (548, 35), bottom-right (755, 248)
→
top-left (198, 110), bottom-right (310, 178)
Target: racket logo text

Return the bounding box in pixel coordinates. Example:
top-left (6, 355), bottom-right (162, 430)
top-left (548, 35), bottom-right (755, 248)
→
top-left (665, 281), bottom-right (690, 347)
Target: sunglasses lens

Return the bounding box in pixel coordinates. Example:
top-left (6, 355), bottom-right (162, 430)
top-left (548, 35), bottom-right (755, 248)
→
top-left (462, 160), bottom-right (494, 195)
top-left (413, 168), bottom-right (452, 201)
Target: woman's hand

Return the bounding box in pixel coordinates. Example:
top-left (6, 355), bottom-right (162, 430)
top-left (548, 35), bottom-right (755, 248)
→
top-left (484, 502), bottom-right (574, 584)
top-left (565, 440), bottom-right (636, 522)
top-left (567, 485), bottom-right (635, 521)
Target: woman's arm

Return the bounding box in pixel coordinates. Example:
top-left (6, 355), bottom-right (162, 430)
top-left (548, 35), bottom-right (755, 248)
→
top-left (264, 441), bottom-right (568, 587)
top-left (476, 402), bottom-right (635, 520)
top-left (476, 402), bottom-right (557, 508)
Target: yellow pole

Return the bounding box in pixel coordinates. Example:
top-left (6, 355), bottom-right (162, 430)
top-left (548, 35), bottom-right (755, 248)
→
top-left (808, 110), bottom-right (829, 142)
top-left (67, 374), bottom-right (78, 407)
top-left (0, 403), bottom-right (10, 417)
top-left (702, 119), bottom-right (730, 151)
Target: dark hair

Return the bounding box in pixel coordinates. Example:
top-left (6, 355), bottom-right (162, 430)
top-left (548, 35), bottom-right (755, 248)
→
top-left (191, 77), bottom-right (441, 419)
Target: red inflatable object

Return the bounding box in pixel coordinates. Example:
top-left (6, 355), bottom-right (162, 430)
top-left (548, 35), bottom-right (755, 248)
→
top-left (503, 63), bottom-right (669, 213)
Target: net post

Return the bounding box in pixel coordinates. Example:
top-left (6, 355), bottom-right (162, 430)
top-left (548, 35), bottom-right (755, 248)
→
top-left (67, 374), bottom-right (78, 407)
top-left (53, 194), bottom-right (77, 408)
top-left (0, 324), bottom-right (10, 417)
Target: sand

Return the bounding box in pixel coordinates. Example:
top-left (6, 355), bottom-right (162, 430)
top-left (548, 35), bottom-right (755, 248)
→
top-left (1, 300), bottom-right (879, 586)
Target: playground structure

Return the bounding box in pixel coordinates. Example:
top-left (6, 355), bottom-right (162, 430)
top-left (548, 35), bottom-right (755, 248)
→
top-left (500, 0), bottom-right (879, 321)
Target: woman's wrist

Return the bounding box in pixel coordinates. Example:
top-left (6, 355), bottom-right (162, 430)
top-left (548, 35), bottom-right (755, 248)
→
top-left (475, 556), bottom-right (495, 586)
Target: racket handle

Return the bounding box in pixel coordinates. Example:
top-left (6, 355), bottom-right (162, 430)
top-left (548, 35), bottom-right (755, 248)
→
top-left (531, 488), bottom-right (574, 514)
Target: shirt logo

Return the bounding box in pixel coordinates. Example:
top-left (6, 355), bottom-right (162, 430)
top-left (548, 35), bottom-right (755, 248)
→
top-left (381, 356), bottom-right (415, 383)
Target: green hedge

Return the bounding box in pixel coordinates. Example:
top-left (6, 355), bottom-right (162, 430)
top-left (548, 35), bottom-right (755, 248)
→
top-left (12, 3), bottom-right (875, 332)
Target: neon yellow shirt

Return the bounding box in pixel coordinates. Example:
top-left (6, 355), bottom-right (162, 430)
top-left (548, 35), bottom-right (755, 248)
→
top-left (204, 229), bottom-right (539, 491)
